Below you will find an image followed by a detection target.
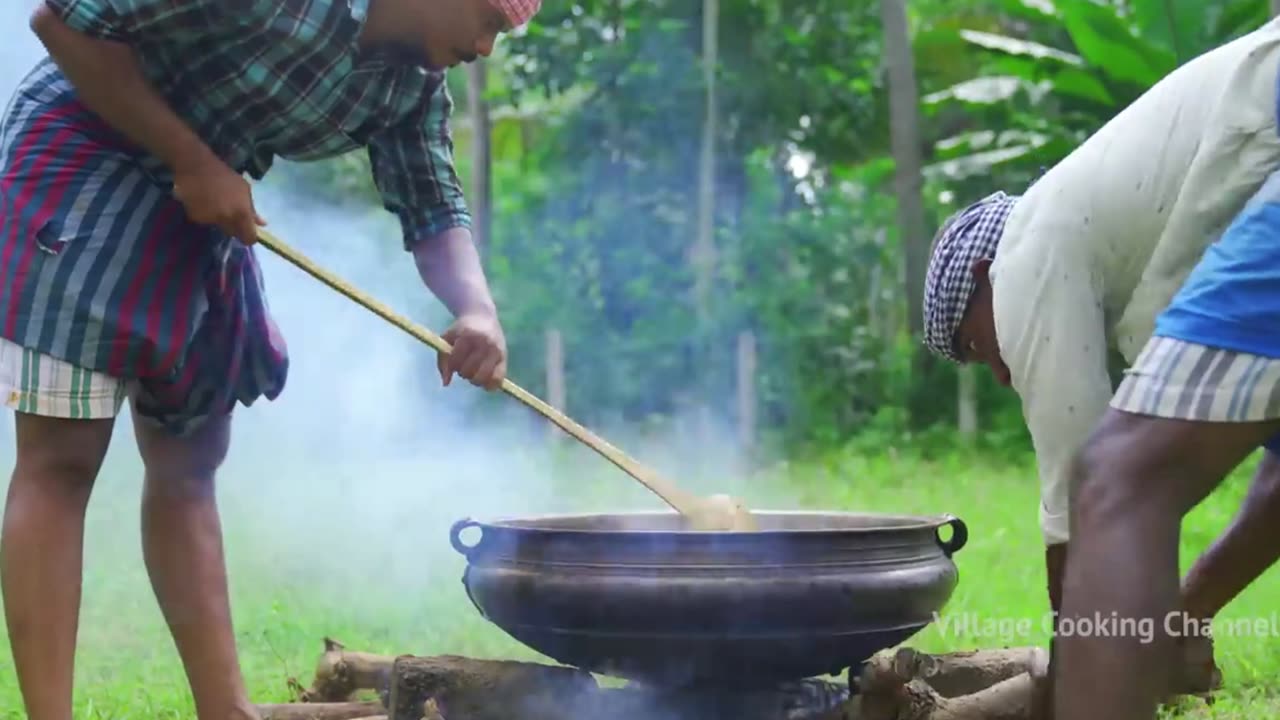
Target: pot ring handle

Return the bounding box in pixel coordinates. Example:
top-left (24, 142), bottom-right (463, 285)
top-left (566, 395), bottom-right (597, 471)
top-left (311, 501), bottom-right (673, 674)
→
top-left (450, 518), bottom-right (484, 559)
top-left (936, 515), bottom-right (968, 557)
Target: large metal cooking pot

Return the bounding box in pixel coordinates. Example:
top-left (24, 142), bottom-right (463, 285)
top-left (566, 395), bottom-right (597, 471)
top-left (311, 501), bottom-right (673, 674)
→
top-left (449, 510), bottom-right (968, 688)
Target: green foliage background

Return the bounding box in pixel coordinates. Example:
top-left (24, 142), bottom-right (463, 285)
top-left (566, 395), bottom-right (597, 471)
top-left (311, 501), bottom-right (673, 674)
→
top-left (279, 0), bottom-right (1274, 462)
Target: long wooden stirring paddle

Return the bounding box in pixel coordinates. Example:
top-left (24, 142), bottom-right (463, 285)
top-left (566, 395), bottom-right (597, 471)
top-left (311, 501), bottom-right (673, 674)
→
top-left (254, 229), bottom-right (758, 532)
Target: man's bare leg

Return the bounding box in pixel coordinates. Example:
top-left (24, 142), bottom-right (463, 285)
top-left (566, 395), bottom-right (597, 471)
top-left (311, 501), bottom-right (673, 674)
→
top-left (1, 413), bottom-right (116, 720)
top-left (1182, 450), bottom-right (1280, 619)
top-left (1054, 411), bottom-right (1280, 720)
top-left (131, 405), bottom-right (258, 720)
top-left (1162, 449), bottom-right (1280, 693)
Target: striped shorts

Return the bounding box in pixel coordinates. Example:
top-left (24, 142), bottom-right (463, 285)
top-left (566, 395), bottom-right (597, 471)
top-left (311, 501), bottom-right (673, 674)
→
top-left (0, 336), bottom-right (128, 420)
top-left (1112, 337), bottom-right (1280, 424)
top-left (1111, 166), bottom-right (1280, 450)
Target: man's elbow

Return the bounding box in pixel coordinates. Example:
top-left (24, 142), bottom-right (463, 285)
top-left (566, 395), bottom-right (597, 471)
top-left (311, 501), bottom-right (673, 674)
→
top-left (29, 4), bottom-right (81, 54)
top-left (30, 4), bottom-right (59, 41)
top-left (29, 4), bottom-right (127, 67)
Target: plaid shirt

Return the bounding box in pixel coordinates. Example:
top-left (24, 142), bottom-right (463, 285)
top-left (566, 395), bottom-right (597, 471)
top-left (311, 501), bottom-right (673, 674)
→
top-left (45, 0), bottom-right (472, 247)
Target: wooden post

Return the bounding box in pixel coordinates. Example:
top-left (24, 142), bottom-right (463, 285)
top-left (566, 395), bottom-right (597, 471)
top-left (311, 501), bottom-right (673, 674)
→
top-left (545, 328), bottom-right (565, 442)
top-left (465, 60), bottom-right (491, 258)
top-left (737, 330), bottom-right (757, 453)
top-left (958, 364), bottom-right (977, 439)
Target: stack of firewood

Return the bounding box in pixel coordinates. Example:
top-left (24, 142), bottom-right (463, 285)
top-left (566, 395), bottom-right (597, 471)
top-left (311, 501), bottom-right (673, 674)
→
top-left (252, 638), bottom-right (1083, 720)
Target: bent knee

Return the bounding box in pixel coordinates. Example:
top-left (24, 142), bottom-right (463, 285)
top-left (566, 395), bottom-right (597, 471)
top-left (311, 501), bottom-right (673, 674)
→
top-left (136, 413), bottom-right (230, 496)
top-left (1069, 415), bottom-right (1190, 530)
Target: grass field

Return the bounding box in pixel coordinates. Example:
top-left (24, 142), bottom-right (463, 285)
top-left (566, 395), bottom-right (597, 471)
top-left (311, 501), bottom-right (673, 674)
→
top-left (1, 432), bottom-right (1279, 718)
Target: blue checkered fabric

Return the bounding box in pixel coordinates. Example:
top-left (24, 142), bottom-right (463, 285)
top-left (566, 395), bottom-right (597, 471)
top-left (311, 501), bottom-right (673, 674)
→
top-left (922, 192), bottom-right (1019, 362)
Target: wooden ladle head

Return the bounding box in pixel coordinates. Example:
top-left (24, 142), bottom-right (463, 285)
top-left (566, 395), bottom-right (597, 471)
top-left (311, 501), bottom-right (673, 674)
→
top-left (684, 493), bottom-right (760, 532)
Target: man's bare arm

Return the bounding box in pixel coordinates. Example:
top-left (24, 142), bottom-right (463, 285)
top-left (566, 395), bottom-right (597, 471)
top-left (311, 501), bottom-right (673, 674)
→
top-left (412, 227), bottom-right (507, 390)
top-left (411, 227), bottom-right (498, 320)
top-left (30, 4), bottom-right (215, 175)
top-left (29, 4), bottom-right (262, 241)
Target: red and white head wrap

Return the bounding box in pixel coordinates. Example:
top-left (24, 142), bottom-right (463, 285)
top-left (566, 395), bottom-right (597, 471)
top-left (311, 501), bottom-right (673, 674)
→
top-left (488, 0), bottom-right (542, 28)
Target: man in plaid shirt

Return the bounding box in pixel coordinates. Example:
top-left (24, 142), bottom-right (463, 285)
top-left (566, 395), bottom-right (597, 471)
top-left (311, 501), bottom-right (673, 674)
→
top-left (0, 0), bottom-right (541, 717)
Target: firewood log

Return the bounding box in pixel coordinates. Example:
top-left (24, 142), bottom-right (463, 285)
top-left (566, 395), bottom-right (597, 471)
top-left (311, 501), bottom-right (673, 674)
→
top-left (849, 673), bottom-right (1044, 720)
top-left (386, 654), bottom-right (599, 720)
top-left (848, 645), bottom-right (1053, 720)
top-left (300, 638), bottom-right (397, 702)
top-left (855, 646), bottom-right (1049, 698)
top-left (255, 701), bottom-right (386, 720)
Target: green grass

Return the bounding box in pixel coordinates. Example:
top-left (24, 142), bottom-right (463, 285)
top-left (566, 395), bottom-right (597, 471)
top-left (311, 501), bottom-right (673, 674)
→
top-left (1, 436), bottom-right (1279, 718)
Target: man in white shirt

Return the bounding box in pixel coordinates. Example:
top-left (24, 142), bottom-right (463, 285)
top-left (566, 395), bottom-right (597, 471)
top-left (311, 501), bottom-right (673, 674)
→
top-left (922, 17), bottom-right (1280, 720)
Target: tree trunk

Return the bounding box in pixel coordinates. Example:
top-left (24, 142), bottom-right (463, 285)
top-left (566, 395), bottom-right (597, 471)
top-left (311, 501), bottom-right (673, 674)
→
top-left (880, 0), bottom-right (937, 428)
top-left (692, 0), bottom-right (719, 328)
top-left (880, 0), bottom-right (928, 338)
top-left (687, 0), bottom-right (721, 449)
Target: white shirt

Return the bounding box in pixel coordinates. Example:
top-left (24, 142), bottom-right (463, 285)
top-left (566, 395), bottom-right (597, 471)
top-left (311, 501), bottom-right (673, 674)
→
top-left (990, 18), bottom-right (1280, 545)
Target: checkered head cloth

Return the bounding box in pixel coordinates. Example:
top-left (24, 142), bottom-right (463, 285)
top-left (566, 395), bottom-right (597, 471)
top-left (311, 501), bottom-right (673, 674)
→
top-left (922, 191), bottom-right (1019, 362)
top-left (489, 0), bottom-right (542, 28)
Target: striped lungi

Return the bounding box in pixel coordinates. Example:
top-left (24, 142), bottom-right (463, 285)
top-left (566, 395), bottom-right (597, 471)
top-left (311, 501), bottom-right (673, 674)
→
top-left (1111, 166), bottom-right (1280, 450)
top-left (0, 59), bottom-right (288, 435)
